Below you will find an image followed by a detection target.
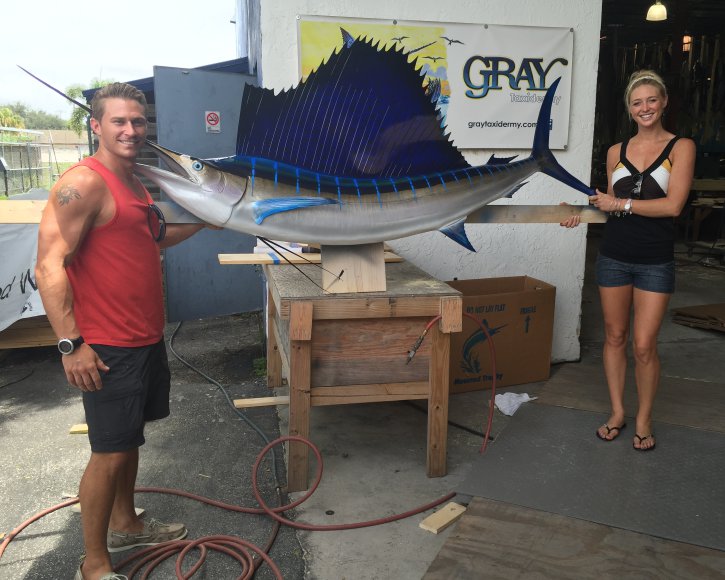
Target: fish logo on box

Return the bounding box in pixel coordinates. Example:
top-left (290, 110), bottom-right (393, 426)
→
top-left (459, 320), bottom-right (506, 375)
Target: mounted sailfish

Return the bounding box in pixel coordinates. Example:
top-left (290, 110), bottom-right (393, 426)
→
top-left (134, 37), bottom-right (593, 250)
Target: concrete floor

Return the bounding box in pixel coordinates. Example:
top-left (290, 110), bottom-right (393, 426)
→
top-left (0, 228), bottom-right (723, 579)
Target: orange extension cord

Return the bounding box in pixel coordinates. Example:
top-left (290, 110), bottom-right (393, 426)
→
top-left (0, 436), bottom-right (455, 578)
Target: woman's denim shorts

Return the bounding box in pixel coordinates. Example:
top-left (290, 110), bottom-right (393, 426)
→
top-left (596, 254), bottom-right (675, 294)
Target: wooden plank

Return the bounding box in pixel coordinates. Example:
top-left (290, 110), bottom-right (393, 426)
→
top-left (423, 498), bottom-right (725, 579)
top-left (427, 322), bottom-right (449, 478)
top-left (321, 243), bottom-right (386, 293)
top-left (272, 312), bottom-right (290, 386)
top-left (220, 251), bottom-right (403, 265)
top-left (0, 316), bottom-right (56, 349)
top-left (0, 200), bottom-right (48, 223)
top-left (233, 395), bottom-right (290, 408)
top-left (266, 286), bottom-right (283, 389)
top-left (0, 200), bottom-right (200, 224)
top-left (466, 204), bottom-right (607, 224)
top-left (287, 301), bottom-right (313, 492)
top-left (265, 261), bottom-right (459, 305)
top-left (289, 301), bottom-right (313, 341)
top-left (309, 317), bottom-right (430, 387)
top-left (439, 295), bottom-right (462, 334)
top-left (419, 502), bottom-right (466, 534)
top-left (305, 297), bottom-right (455, 321)
top-left (310, 382), bottom-right (429, 405)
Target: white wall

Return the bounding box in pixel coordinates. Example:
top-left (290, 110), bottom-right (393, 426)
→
top-left (256, 0), bottom-right (602, 362)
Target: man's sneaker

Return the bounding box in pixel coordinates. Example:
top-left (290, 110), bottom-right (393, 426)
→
top-left (107, 518), bottom-right (188, 553)
top-left (74, 556), bottom-right (128, 579)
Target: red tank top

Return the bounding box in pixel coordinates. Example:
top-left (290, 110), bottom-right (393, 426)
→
top-left (66, 157), bottom-right (165, 346)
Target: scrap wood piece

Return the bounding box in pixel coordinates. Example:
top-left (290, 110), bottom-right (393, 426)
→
top-left (219, 251), bottom-right (403, 265)
top-left (234, 395), bottom-right (290, 408)
top-left (671, 303), bottom-right (725, 333)
top-left (69, 423), bottom-right (88, 434)
top-left (419, 501), bottom-right (466, 534)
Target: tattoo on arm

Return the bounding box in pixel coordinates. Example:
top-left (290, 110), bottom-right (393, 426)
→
top-left (56, 184), bottom-right (81, 206)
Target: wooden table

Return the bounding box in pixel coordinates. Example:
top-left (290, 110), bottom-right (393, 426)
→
top-left (264, 260), bottom-right (462, 492)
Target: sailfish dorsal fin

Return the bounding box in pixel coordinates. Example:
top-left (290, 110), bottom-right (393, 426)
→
top-left (235, 36), bottom-right (469, 178)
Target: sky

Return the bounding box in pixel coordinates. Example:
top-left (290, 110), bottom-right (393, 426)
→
top-left (1, 0), bottom-right (239, 120)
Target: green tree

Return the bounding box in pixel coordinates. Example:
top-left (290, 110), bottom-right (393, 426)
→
top-left (25, 109), bottom-right (67, 130)
top-left (0, 107), bottom-right (25, 129)
top-left (4, 102), bottom-right (66, 129)
top-left (67, 78), bottom-right (114, 136)
top-left (0, 103), bottom-right (68, 130)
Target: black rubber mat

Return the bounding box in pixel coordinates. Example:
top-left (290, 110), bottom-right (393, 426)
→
top-left (457, 403), bottom-right (725, 551)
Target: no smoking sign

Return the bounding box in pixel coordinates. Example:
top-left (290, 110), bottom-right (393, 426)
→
top-left (205, 111), bottom-right (221, 133)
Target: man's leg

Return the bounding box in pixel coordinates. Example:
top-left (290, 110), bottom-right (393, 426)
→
top-left (108, 447), bottom-right (143, 533)
top-left (78, 449), bottom-right (137, 579)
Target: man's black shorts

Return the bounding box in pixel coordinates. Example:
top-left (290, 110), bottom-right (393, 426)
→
top-left (82, 339), bottom-right (170, 453)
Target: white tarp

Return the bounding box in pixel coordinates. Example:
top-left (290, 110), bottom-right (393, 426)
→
top-left (298, 16), bottom-right (573, 150)
top-left (0, 190), bottom-right (48, 332)
top-left (0, 224), bottom-right (45, 331)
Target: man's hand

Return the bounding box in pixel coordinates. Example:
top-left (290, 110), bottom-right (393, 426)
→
top-left (62, 344), bottom-right (110, 391)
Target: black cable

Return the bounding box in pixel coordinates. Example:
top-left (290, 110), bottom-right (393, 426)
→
top-left (403, 401), bottom-right (494, 440)
top-left (167, 321), bottom-right (282, 487)
top-left (0, 369), bottom-right (34, 390)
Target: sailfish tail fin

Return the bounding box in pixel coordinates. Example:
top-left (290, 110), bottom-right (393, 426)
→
top-left (532, 77), bottom-right (594, 197)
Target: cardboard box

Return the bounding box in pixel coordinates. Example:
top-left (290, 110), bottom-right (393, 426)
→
top-left (446, 276), bottom-right (555, 392)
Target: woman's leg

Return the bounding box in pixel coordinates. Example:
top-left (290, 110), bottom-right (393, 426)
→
top-left (631, 288), bottom-right (671, 449)
top-left (597, 284), bottom-right (634, 439)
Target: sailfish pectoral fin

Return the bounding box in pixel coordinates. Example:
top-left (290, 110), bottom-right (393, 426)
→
top-left (252, 197), bottom-right (340, 225)
top-left (504, 182), bottom-right (528, 199)
top-left (439, 218), bottom-right (476, 252)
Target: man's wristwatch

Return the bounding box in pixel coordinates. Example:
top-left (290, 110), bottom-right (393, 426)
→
top-left (624, 198), bottom-right (633, 214)
top-left (58, 336), bottom-right (84, 355)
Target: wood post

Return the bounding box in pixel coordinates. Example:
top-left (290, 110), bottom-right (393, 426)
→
top-left (287, 301), bottom-right (313, 492)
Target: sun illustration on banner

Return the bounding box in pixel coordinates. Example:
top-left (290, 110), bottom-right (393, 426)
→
top-left (298, 19), bottom-right (452, 124)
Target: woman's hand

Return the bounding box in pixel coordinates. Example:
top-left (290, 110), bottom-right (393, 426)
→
top-left (559, 202), bottom-right (581, 228)
top-left (589, 189), bottom-right (621, 213)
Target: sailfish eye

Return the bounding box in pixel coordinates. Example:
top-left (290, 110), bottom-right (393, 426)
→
top-left (191, 160), bottom-right (204, 171)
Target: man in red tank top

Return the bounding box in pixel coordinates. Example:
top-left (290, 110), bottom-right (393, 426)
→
top-left (36, 83), bottom-right (211, 580)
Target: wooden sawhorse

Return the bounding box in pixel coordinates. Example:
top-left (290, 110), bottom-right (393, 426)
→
top-left (263, 260), bottom-right (461, 492)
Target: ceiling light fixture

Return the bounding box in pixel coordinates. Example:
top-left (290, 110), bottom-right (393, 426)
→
top-left (646, 1), bottom-right (667, 22)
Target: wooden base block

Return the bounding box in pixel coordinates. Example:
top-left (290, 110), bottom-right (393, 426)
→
top-left (321, 243), bottom-right (386, 293)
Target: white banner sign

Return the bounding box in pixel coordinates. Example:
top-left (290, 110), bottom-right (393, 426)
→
top-left (298, 17), bottom-right (573, 150)
top-left (0, 224), bottom-right (45, 332)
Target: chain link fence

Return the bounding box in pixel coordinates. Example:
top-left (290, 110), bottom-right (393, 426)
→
top-left (0, 143), bottom-right (58, 196)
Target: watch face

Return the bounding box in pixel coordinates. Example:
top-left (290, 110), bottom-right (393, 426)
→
top-left (58, 338), bottom-right (74, 355)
